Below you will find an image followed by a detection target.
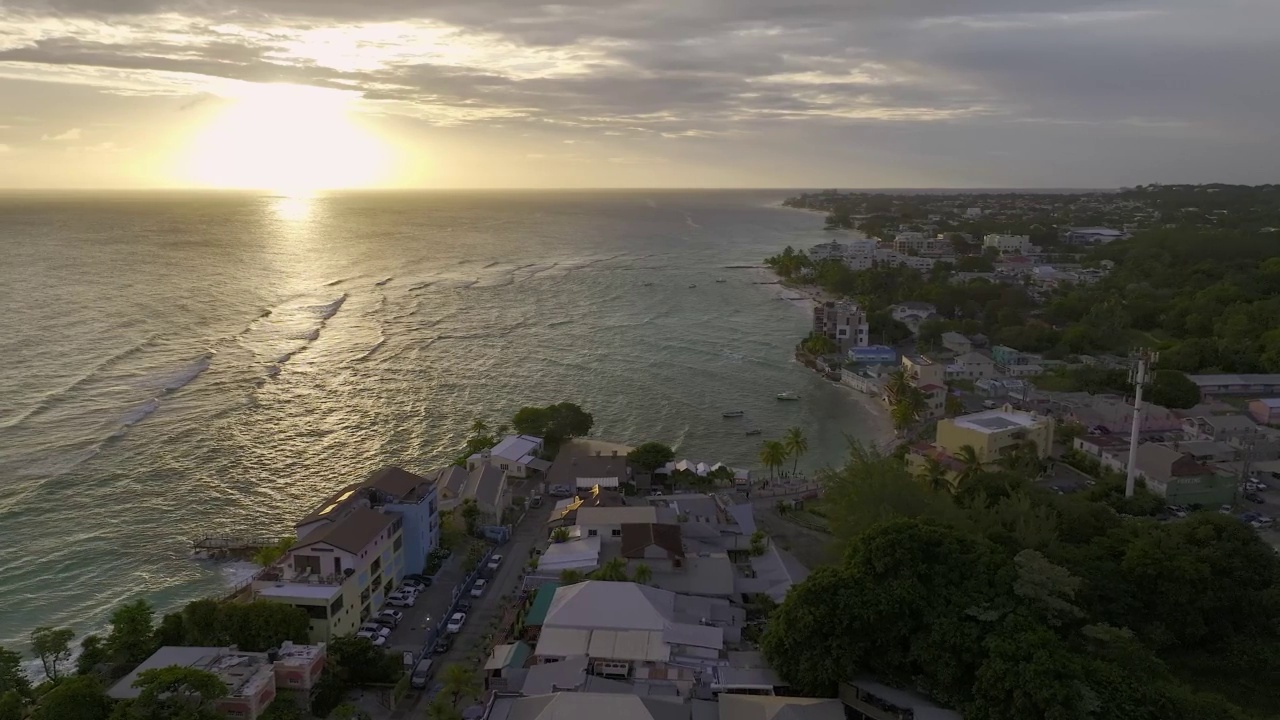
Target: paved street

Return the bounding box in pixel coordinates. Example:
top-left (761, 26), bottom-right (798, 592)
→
top-left (386, 550), bottom-right (469, 659)
top-left (392, 501), bottom-right (553, 718)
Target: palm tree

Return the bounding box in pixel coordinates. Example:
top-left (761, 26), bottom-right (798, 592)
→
top-left (891, 387), bottom-right (926, 432)
top-left (885, 368), bottom-right (913, 401)
top-left (783, 427), bottom-right (809, 475)
top-left (550, 527), bottom-right (570, 543)
top-left (916, 457), bottom-right (951, 494)
top-left (591, 557), bottom-right (628, 581)
top-left (996, 440), bottom-right (1043, 478)
top-left (632, 564), bottom-right (653, 585)
top-left (759, 440), bottom-right (788, 482)
top-left (954, 444), bottom-right (987, 485)
top-left (441, 663), bottom-right (480, 707)
top-left (469, 419), bottom-right (490, 436)
top-left (426, 698), bottom-right (462, 720)
top-left (559, 569), bottom-right (585, 585)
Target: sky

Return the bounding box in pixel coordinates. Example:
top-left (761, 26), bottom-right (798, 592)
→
top-left (0, 0), bottom-right (1277, 189)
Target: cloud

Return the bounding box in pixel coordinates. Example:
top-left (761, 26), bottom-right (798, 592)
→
top-left (42, 127), bottom-right (82, 140)
top-left (0, 0), bottom-right (1277, 183)
top-left (0, 143), bottom-right (11, 152)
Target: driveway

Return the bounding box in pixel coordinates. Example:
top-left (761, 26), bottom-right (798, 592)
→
top-left (385, 550), bottom-right (470, 659)
top-left (391, 501), bottom-right (554, 718)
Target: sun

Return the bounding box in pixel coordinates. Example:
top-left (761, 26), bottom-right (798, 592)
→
top-left (181, 83), bottom-right (392, 193)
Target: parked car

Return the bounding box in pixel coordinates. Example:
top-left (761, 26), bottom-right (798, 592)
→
top-left (386, 594), bottom-right (416, 608)
top-left (549, 484), bottom-right (573, 497)
top-left (446, 612), bottom-right (467, 633)
top-left (529, 495), bottom-right (544, 508)
top-left (375, 609), bottom-right (404, 626)
top-left (433, 635), bottom-right (454, 654)
top-left (455, 600), bottom-right (472, 613)
top-left (410, 657), bottom-right (435, 689)
top-left (1246, 493), bottom-right (1266, 504)
top-left (401, 579), bottom-right (428, 592)
top-left (1165, 505), bottom-right (1188, 519)
top-left (486, 555), bottom-right (503, 572)
top-left (1219, 505), bottom-right (1233, 514)
top-left (359, 623), bottom-right (391, 638)
top-left (355, 631), bottom-right (387, 646)
top-left (404, 574), bottom-right (434, 585)
top-left (470, 579), bottom-right (487, 597)
top-left (370, 616), bottom-right (397, 629)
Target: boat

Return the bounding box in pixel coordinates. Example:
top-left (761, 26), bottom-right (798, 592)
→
top-left (745, 429), bottom-right (762, 436)
top-left (642, 282), bottom-right (654, 287)
top-left (715, 279), bottom-right (727, 283)
top-left (722, 410), bottom-right (745, 418)
top-left (688, 284), bottom-right (697, 288)
top-left (776, 392), bottom-right (800, 401)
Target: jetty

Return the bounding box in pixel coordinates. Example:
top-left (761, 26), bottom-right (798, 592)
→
top-left (191, 534), bottom-right (288, 560)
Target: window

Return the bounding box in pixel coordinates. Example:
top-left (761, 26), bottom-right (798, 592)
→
top-left (329, 596), bottom-right (344, 616)
top-left (393, 536), bottom-right (403, 552)
top-left (392, 517), bottom-right (404, 533)
top-left (587, 529), bottom-right (598, 537)
top-left (611, 528), bottom-right (622, 537)
top-left (288, 676), bottom-right (301, 686)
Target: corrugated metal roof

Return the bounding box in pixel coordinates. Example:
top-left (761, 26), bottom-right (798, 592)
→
top-left (523, 583), bottom-right (562, 627)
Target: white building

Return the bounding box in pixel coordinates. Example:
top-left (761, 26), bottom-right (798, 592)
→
top-left (966, 207), bottom-right (983, 218)
top-left (1064, 227), bottom-right (1126, 244)
top-left (983, 234), bottom-right (1032, 255)
top-left (813, 300), bottom-right (869, 351)
top-left (467, 434), bottom-right (550, 479)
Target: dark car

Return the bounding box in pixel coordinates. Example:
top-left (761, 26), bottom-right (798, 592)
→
top-left (455, 600), bottom-right (472, 613)
top-left (1247, 493), bottom-right (1265, 504)
top-left (404, 574), bottom-right (434, 586)
top-left (433, 635), bottom-right (454, 654)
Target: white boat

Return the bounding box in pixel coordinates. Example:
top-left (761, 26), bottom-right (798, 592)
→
top-left (776, 392), bottom-right (800, 401)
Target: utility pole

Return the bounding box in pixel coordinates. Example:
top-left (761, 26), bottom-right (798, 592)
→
top-left (1125, 349), bottom-right (1158, 498)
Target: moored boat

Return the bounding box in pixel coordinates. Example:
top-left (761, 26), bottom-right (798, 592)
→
top-left (722, 410), bottom-right (745, 418)
top-left (776, 392), bottom-right (800, 401)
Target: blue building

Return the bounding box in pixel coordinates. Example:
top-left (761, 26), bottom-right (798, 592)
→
top-left (365, 467), bottom-right (440, 576)
top-left (848, 345), bottom-right (898, 364)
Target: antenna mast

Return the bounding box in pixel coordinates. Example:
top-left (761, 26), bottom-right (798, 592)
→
top-left (1125, 349), bottom-right (1158, 497)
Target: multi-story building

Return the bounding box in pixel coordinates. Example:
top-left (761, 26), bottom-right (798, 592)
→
top-left (945, 351), bottom-right (995, 381)
top-left (107, 643), bottom-right (326, 720)
top-left (254, 483), bottom-right (409, 641)
top-left (935, 406), bottom-right (1055, 463)
top-left (365, 467), bottom-right (440, 576)
top-left (898, 355), bottom-right (947, 420)
top-left (848, 345), bottom-right (898, 365)
top-left (1130, 444), bottom-right (1236, 506)
top-left (813, 301), bottom-right (869, 351)
top-left (982, 234), bottom-right (1033, 255)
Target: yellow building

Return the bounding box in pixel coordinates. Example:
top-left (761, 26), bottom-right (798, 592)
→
top-left (935, 405), bottom-right (1055, 462)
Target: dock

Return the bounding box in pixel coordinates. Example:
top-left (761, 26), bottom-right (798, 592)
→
top-left (191, 535), bottom-right (289, 560)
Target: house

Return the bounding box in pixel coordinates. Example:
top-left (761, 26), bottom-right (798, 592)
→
top-left (575, 506), bottom-right (659, 541)
top-left (255, 499), bottom-right (406, 641)
top-left (719, 695), bottom-right (844, 720)
top-left (888, 302), bottom-right (938, 333)
top-left (621, 523), bottom-right (686, 569)
top-left (468, 435), bottom-right (551, 479)
top-left (813, 301), bottom-right (869, 351)
top-left (1187, 374), bottom-right (1280, 399)
top-left (1072, 435), bottom-right (1133, 474)
top-left (533, 581), bottom-right (741, 679)
top-left (839, 679), bottom-right (963, 720)
top-left (1248, 398), bottom-right (1280, 425)
top-left (108, 643), bottom-right (326, 720)
top-left (840, 363), bottom-right (893, 396)
top-left (982, 234), bottom-right (1032, 255)
top-left (946, 351), bottom-right (995, 381)
top-left (1181, 414), bottom-right (1260, 443)
top-left (898, 355), bottom-right (947, 420)
top-left (489, 693), bottom-right (691, 720)
top-left (441, 464), bottom-right (509, 519)
top-left (940, 332), bottom-right (973, 354)
top-left (1065, 395), bottom-right (1181, 434)
top-left (935, 407), bottom-right (1055, 463)
top-left (737, 543), bottom-right (811, 602)
top-left (485, 641), bottom-right (533, 690)
top-left (848, 345), bottom-right (897, 365)
top-left (537, 532), bottom-right (602, 574)
top-left (547, 451), bottom-right (633, 491)
top-left (990, 345), bottom-right (1027, 370)
top-left (1063, 227), bottom-right (1126, 244)
top-left (1130, 443), bottom-right (1236, 506)
top-left (364, 466), bottom-right (440, 576)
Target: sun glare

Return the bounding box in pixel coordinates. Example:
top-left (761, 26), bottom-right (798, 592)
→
top-left (182, 83), bottom-right (392, 193)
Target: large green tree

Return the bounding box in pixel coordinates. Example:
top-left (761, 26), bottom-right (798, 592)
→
top-left (130, 666), bottom-right (226, 720)
top-left (30, 676), bottom-right (111, 720)
top-left (783, 427), bottom-right (809, 475)
top-left (626, 442), bottom-right (675, 473)
top-left (105, 600), bottom-right (156, 666)
top-left (758, 440), bottom-right (788, 482)
top-left (511, 402), bottom-right (593, 444)
top-left (0, 647), bottom-right (30, 699)
top-left (30, 626), bottom-right (74, 682)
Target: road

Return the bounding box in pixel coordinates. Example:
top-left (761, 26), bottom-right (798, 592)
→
top-left (391, 501), bottom-right (552, 718)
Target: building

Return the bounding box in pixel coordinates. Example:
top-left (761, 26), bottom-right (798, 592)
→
top-left (574, 506), bottom-right (659, 541)
top-left (848, 345), bottom-right (897, 365)
top-left (1181, 414), bottom-right (1260, 443)
top-left (889, 302), bottom-right (938, 334)
top-left (965, 207), bottom-right (982, 218)
top-left (468, 435), bottom-right (551, 479)
top-left (935, 407), bottom-right (1055, 463)
top-left (719, 696), bottom-right (844, 720)
top-left (945, 351), bottom-right (995, 381)
top-left (489, 693), bottom-right (691, 720)
top-left (546, 451), bottom-right (633, 491)
top-left (808, 240), bottom-right (847, 261)
top-left (1187, 374), bottom-right (1280, 399)
top-left (364, 467), bottom-right (440, 576)
top-left (840, 680), bottom-right (962, 720)
top-left (621, 523), bottom-right (686, 569)
top-left (982, 234), bottom-right (1032, 255)
top-left (440, 464), bottom-right (509, 519)
top-left (108, 643), bottom-right (326, 720)
top-left (898, 355), bottom-right (947, 420)
top-left (940, 332), bottom-right (973, 354)
top-left (1249, 398), bottom-right (1280, 425)
top-left (1130, 444), bottom-right (1236, 506)
top-left (1064, 227), bottom-right (1126, 244)
top-left (1061, 395), bottom-right (1181, 434)
top-left (812, 301), bottom-right (869, 351)
top-left (892, 232), bottom-right (949, 255)
top-left (254, 493), bottom-right (406, 641)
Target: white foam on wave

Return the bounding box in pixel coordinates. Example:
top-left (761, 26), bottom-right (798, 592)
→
top-left (375, 277), bottom-right (393, 286)
top-left (162, 352), bottom-right (213, 393)
top-left (311, 293), bottom-right (348, 321)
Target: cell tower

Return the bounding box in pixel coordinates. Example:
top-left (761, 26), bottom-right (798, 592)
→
top-left (1125, 348), bottom-right (1159, 497)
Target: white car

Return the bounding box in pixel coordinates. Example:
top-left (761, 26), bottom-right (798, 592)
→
top-left (446, 612), bottom-right (467, 633)
top-left (375, 609), bottom-right (404, 626)
top-left (401, 579), bottom-right (428, 593)
top-left (470, 579), bottom-right (487, 597)
top-left (486, 555), bottom-right (503, 572)
top-left (355, 631), bottom-right (387, 646)
top-left (386, 594), bottom-right (416, 608)
top-left (359, 623), bottom-right (391, 638)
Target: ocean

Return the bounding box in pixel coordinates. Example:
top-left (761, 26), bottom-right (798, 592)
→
top-left (0, 189), bottom-right (885, 649)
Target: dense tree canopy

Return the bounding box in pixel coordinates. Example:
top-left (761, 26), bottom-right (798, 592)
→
top-left (763, 442), bottom-right (1280, 718)
top-left (627, 441), bottom-right (676, 473)
top-left (511, 402), bottom-right (594, 444)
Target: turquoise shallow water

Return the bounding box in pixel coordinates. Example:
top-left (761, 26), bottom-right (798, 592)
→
top-left (0, 189), bottom-right (884, 648)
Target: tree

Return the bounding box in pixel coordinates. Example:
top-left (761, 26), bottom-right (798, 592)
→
top-left (131, 666), bottom-right (226, 720)
top-left (330, 703), bottom-right (371, 720)
top-left (0, 647), bottom-right (30, 699)
top-left (590, 558), bottom-right (628, 582)
top-left (426, 697), bottom-right (463, 720)
top-left (783, 427), bottom-right (809, 475)
top-left (326, 636), bottom-right (402, 686)
top-left (1149, 369), bottom-right (1201, 409)
top-left (945, 392), bottom-right (964, 417)
top-left (252, 537), bottom-right (295, 567)
top-left (749, 531), bottom-right (767, 556)
top-left (917, 457), bottom-right (951, 494)
top-left (996, 440), bottom-right (1043, 478)
top-left (627, 442), bottom-right (676, 473)
top-left (885, 368), bottom-right (913, 400)
top-left (75, 634), bottom-right (110, 677)
top-left (217, 601), bottom-right (311, 652)
top-left (30, 676), bottom-right (111, 720)
top-left (105, 600), bottom-right (156, 666)
top-left (759, 440), bottom-right (788, 482)
top-left (511, 403), bottom-right (593, 444)
top-left (632, 564), bottom-right (653, 584)
top-left (558, 569), bottom-right (585, 585)
top-left (0, 692), bottom-right (21, 720)
top-left (550, 527), bottom-right (571, 543)
top-left (953, 444), bottom-right (987, 486)
top-left (440, 663), bottom-right (479, 708)
top-left (891, 386), bottom-right (927, 432)
top-left (460, 499), bottom-right (481, 535)
top-left (30, 626), bottom-right (74, 682)
top-left (469, 419), bottom-right (490, 436)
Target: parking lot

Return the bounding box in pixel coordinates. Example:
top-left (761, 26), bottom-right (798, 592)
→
top-left (384, 548), bottom-right (472, 659)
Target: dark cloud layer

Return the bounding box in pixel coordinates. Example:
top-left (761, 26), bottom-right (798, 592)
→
top-left (2, 0), bottom-right (1278, 184)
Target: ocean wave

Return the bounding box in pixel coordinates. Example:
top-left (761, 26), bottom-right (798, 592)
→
top-left (121, 398), bottom-right (160, 428)
top-left (265, 364), bottom-right (281, 378)
top-left (161, 352), bottom-right (213, 393)
top-left (325, 277), bottom-right (351, 287)
top-left (292, 328), bottom-right (321, 343)
top-left (356, 338), bottom-right (386, 361)
top-left (481, 261), bottom-right (499, 269)
top-left (408, 281), bottom-right (436, 292)
top-left (375, 277), bottom-right (393, 286)
top-left (310, 293), bottom-right (347, 321)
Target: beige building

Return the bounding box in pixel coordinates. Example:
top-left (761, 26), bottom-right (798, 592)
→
top-left (897, 355), bottom-right (947, 420)
top-left (935, 406), bottom-right (1055, 462)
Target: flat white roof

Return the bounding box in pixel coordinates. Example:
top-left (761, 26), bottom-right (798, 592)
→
top-left (490, 434), bottom-right (543, 462)
top-left (255, 582), bottom-right (342, 601)
top-left (952, 409), bottom-right (1043, 434)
